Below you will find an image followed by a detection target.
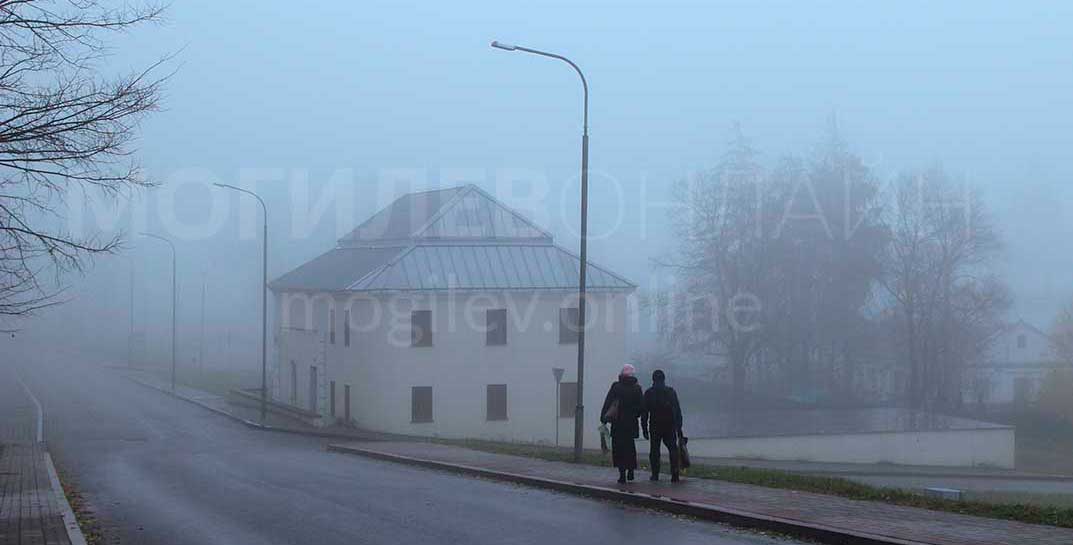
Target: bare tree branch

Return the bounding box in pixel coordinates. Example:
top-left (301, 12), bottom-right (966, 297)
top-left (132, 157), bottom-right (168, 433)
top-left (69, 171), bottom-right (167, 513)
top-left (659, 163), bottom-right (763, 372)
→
top-left (0, 0), bottom-right (166, 321)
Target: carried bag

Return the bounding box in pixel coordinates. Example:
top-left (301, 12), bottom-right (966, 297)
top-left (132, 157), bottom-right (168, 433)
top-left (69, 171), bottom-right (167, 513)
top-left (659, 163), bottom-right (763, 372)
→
top-left (679, 435), bottom-right (691, 469)
top-left (599, 423), bottom-right (611, 454)
top-left (602, 398), bottom-right (620, 422)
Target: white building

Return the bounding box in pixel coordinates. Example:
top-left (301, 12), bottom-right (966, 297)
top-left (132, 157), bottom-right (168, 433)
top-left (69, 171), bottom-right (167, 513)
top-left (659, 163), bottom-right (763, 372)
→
top-left (269, 185), bottom-right (635, 445)
top-left (964, 320), bottom-right (1067, 407)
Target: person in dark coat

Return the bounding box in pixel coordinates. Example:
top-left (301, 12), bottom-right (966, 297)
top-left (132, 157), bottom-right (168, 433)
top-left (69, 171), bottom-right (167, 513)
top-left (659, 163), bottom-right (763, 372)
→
top-left (641, 369), bottom-right (684, 482)
top-left (600, 363), bottom-right (644, 484)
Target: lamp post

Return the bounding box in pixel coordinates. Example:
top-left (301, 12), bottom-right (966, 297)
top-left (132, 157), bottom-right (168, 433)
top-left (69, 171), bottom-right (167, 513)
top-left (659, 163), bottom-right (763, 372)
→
top-left (128, 258), bottom-right (135, 368)
top-left (213, 183), bottom-right (269, 423)
top-left (139, 232), bottom-right (176, 393)
top-left (199, 270), bottom-right (206, 378)
top-left (492, 40), bottom-right (590, 462)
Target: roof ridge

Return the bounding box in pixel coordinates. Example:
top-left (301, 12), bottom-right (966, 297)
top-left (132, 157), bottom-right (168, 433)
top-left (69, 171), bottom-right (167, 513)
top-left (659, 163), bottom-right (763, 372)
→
top-left (409, 184), bottom-right (555, 241)
top-left (409, 184), bottom-right (475, 238)
top-left (465, 185), bottom-right (555, 240)
top-left (346, 244), bottom-right (418, 290)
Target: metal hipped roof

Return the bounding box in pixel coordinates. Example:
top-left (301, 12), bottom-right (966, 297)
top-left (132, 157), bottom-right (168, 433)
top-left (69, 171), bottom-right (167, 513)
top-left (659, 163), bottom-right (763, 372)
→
top-left (337, 185), bottom-right (552, 245)
top-left (348, 243), bottom-right (635, 292)
top-left (269, 246), bottom-right (404, 292)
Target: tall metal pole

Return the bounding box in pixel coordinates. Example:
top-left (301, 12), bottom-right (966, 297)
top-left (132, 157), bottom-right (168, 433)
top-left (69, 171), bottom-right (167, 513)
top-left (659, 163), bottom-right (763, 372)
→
top-left (260, 209), bottom-right (268, 423)
top-left (128, 260), bottom-right (135, 368)
top-left (213, 183), bottom-right (269, 423)
top-left (171, 246), bottom-right (176, 393)
top-left (491, 41), bottom-right (590, 462)
top-left (140, 233), bottom-right (177, 393)
top-left (199, 272), bottom-right (206, 378)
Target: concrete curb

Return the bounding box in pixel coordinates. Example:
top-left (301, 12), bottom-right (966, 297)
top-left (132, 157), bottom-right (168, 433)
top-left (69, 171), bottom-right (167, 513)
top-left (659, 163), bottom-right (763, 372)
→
top-left (44, 452), bottom-right (88, 545)
top-left (16, 372), bottom-right (89, 545)
top-left (327, 443), bottom-right (931, 545)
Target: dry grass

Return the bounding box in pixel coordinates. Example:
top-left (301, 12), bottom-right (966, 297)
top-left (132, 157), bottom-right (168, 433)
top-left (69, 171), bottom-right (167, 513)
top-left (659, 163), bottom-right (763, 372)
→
top-left (447, 438), bottom-right (1073, 528)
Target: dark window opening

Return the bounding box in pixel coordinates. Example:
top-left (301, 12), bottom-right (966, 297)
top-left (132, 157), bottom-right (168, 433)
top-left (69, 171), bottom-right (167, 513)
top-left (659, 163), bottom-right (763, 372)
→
top-left (344, 384), bottom-right (352, 422)
top-left (559, 307), bottom-right (580, 344)
top-left (559, 381), bottom-right (577, 418)
top-left (329, 309), bottom-right (336, 344)
top-left (486, 309), bottom-right (507, 346)
top-left (487, 384), bottom-right (507, 421)
top-left (412, 310), bottom-right (432, 347)
top-left (344, 309), bottom-right (351, 347)
top-left (330, 380), bottom-right (336, 417)
top-left (412, 386), bottom-right (433, 423)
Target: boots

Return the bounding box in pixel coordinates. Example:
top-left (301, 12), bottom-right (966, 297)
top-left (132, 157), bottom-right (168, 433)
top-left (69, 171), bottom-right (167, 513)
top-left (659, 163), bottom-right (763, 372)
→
top-left (627, 469), bottom-right (635, 481)
top-left (617, 468), bottom-right (627, 484)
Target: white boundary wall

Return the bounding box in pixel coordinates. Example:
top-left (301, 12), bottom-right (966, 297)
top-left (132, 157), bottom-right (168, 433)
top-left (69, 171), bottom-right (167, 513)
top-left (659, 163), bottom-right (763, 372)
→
top-left (685, 427), bottom-right (1015, 468)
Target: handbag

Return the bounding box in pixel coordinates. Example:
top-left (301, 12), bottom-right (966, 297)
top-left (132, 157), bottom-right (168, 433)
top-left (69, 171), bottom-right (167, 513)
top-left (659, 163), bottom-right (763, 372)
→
top-left (602, 398), bottom-right (620, 422)
top-left (679, 435), bottom-right (691, 469)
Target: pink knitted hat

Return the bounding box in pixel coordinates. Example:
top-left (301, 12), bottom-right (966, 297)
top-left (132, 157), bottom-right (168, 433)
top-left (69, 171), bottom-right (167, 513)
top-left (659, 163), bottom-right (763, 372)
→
top-left (620, 364), bottom-right (636, 377)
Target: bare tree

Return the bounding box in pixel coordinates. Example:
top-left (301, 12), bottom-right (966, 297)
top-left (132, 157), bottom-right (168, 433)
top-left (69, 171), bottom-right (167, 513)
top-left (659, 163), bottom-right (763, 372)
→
top-left (0, 0), bottom-right (164, 320)
top-left (763, 123), bottom-right (887, 401)
top-left (1051, 300), bottom-right (1073, 365)
top-left (880, 167), bottom-right (1009, 409)
top-left (656, 126), bottom-right (777, 405)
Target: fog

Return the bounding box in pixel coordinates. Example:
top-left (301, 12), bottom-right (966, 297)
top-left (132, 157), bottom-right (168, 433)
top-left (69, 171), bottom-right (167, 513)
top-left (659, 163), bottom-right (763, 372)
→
top-left (4, 1), bottom-right (1073, 537)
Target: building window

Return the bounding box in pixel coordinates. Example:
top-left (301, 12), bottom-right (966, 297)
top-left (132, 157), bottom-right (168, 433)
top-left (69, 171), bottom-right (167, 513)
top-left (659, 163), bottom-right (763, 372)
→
top-left (487, 384), bottom-right (507, 421)
top-left (344, 384), bottom-right (352, 422)
top-left (330, 380), bottom-right (336, 417)
top-left (329, 309), bottom-right (336, 344)
top-left (411, 310), bottom-right (432, 347)
top-left (344, 309), bottom-right (351, 347)
top-left (290, 360), bottom-right (298, 404)
top-left (486, 309), bottom-right (507, 346)
top-left (1017, 334), bottom-right (1026, 349)
top-left (412, 386), bottom-right (433, 423)
top-left (559, 307), bottom-right (580, 344)
top-left (559, 381), bottom-right (577, 418)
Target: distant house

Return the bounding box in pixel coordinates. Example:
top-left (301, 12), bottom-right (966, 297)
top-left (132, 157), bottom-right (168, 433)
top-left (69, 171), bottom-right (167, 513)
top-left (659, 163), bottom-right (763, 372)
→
top-left (963, 320), bottom-right (1067, 407)
top-left (269, 185), bottom-right (635, 444)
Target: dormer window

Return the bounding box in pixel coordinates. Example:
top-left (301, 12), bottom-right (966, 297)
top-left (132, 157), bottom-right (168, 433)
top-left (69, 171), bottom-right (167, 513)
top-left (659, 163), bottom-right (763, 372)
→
top-left (1017, 334), bottom-right (1026, 349)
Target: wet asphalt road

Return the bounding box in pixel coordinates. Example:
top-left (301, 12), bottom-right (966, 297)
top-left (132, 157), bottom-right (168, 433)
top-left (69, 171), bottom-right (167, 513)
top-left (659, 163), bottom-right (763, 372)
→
top-left (13, 356), bottom-right (797, 545)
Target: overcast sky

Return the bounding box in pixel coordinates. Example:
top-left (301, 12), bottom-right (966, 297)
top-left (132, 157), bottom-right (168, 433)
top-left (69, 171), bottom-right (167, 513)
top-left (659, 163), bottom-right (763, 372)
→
top-left (44, 1), bottom-right (1073, 353)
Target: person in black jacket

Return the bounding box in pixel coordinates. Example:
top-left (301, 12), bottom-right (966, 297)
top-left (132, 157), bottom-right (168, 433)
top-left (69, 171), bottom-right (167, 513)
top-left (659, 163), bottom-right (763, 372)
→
top-left (641, 369), bottom-right (683, 482)
top-left (600, 364), bottom-right (644, 484)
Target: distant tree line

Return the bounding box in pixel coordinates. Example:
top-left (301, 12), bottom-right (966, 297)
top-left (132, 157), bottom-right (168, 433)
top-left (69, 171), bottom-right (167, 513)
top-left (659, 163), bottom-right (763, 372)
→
top-left (654, 121), bottom-right (1010, 411)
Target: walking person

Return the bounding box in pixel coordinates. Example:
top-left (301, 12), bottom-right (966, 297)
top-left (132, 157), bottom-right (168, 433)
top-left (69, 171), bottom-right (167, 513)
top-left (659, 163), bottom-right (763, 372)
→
top-left (600, 364), bottom-right (644, 484)
top-left (641, 369), bottom-right (683, 482)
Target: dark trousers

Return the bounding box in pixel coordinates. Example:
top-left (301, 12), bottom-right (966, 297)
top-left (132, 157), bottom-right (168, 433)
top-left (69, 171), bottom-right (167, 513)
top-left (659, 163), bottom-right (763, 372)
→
top-left (649, 428), bottom-right (679, 477)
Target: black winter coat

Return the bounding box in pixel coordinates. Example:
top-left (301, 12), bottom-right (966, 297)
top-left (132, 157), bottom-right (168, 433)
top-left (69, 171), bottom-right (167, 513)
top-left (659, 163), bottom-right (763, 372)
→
top-left (601, 375), bottom-right (643, 440)
top-left (642, 382), bottom-right (683, 433)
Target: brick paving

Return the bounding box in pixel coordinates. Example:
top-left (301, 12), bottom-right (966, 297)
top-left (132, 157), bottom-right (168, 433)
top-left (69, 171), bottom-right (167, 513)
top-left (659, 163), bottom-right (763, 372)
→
top-left (0, 371), bottom-right (71, 545)
top-left (331, 441), bottom-right (1073, 545)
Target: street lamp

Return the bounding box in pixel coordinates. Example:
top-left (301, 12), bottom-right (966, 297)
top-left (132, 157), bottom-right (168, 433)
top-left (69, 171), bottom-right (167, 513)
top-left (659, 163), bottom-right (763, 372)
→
top-left (492, 40), bottom-right (590, 463)
top-left (213, 183), bottom-right (269, 424)
top-left (139, 232), bottom-right (176, 393)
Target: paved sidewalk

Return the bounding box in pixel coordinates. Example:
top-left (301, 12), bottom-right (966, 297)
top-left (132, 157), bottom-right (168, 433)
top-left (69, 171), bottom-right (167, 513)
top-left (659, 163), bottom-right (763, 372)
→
top-left (0, 372), bottom-right (72, 545)
top-left (121, 369), bottom-right (392, 441)
top-left (328, 441), bottom-right (1072, 545)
